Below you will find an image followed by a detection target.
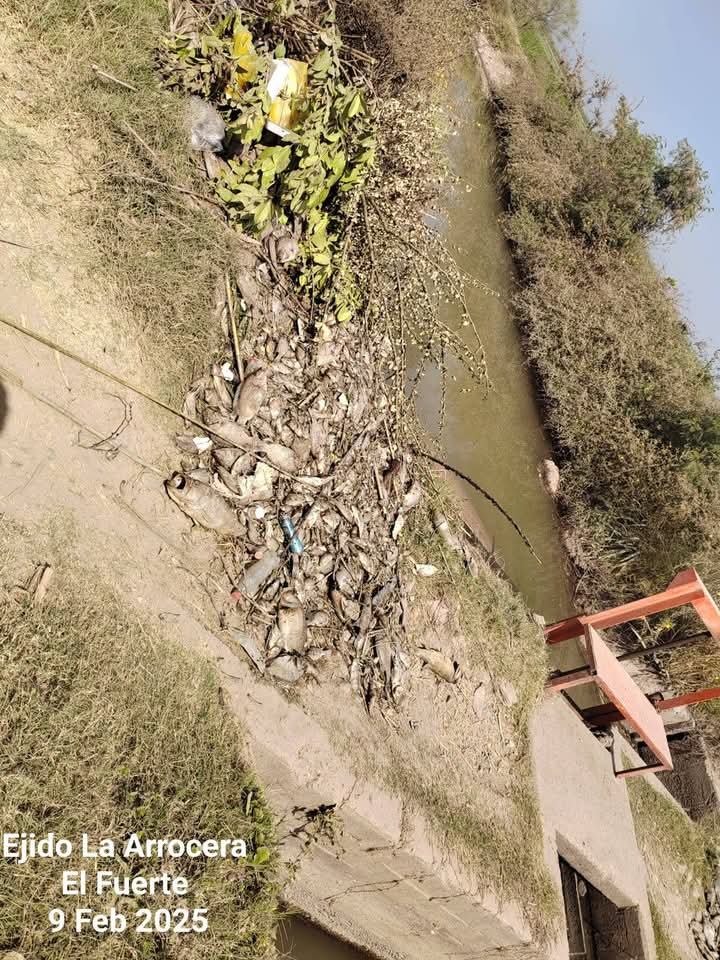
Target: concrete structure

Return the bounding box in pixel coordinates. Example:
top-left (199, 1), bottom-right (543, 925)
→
top-left (533, 697), bottom-right (656, 960)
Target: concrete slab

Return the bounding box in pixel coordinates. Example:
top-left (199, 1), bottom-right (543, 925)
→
top-left (532, 695), bottom-right (655, 960)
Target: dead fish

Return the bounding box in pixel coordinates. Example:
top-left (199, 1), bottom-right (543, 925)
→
top-left (334, 500), bottom-right (355, 526)
top-left (372, 578), bottom-right (397, 609)
top-left (309, 417), bottom-right (327, 459)
top-left (349, 657), bottom-right (363, 696)
top-left (213, 447), bottom-right (242, 470)
top-left (230, 452), bottom-right (255, 476)
top-left (277, 591), bottom-right (306, 653)
top-left (234, 550), bottom-right (281, 596)
top-left (203, 387), bottom-right (224, 411)
top-left (263, 578), bottom-right (281, 602)
top-left (374, 633), bottom-right (393, 693)
top-left (307, 646), bottom-right (331, 662)
top-left (316, 340), bottom-right (338, 369)
top-left (279, 424), bottom-right (295, 448)
top-left (334, 566), bottom-right (356, 597)
top-left (432, 511), bottom-right (463, 554)
top-left (215, 420), bottom-right (255, 450)
top-left (357, 598), bottom-right (373, 636)
top-left (212, 363), bottom-right (234, 411)
top-left (176, 434), bottom-right (201, 454)
top-left (229, 628), bottom-right (265, 674)
top-left (292, 435), bottom-right (311, 465)
top-left (215, 463), bottom-right (242, 495)
top-left (349, 388), bottom-right (368, 424)
top-left (391, 650), bottom-right (409, 702)
top-left (400, 480), bottom-right (422, 514)
top-left (355, 630), bottom-right (370, 660)
top-left (247, 516), bottom-right (264, 543)
top-left (539, 458), bottom-right (560, 497)
top-left (331, 589), bottom-right (360, 622)
top-left (258, 441), bottom-right (296, 474)
top-left (211, 473), bottom-right (239, 500)
top-left (268, 396), bottom-right (284, 420)
top-left (383, 457), bottom-right (403, 492)
top-left (417, 647), bottom-right (460, 683)
top-left (307, 610), bottom-right (331, 628)
top-left (165, 473), bottom-right (242, 536)
top-left (188, 467), bottom-right (212, 483)
top-left (234, 367), bottom-right (268, 423)
top-left (266, 654), bottom-right (305, 683)
top-left (183, 381), bottom-right (207, 422)
top-left (234, 462), bottom-right (274, 505)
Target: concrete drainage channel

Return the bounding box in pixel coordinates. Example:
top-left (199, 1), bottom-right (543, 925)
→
top-left (559, 859), bottom-right (644, 960)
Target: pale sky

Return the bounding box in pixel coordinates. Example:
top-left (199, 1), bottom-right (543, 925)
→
top-left (572, 1), bottom-right (719, 352)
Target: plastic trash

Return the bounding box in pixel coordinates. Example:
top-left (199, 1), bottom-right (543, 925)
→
top-left (234, 549), bottom-right (281, 597)
top-left (225, 24), bottom-right (261, 99)
top-left (265, 58), bottom-right (308, 138)
top-left (280, 514), bottom-right (303, 554)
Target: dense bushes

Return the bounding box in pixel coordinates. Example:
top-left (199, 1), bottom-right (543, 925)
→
top-left (493, 75), bottom-right (720, 618)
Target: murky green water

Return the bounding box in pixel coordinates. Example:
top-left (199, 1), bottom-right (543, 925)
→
top-left (413, 63), bottom-right (574, 624)
top-left (277, 918), bottom-right (369, 960)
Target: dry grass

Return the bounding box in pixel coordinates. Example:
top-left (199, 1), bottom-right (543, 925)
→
top-left (0, 517), bottom-right (279, 959)
top-left (0, 0), bottom-right (241, 397)
top-left (325, 487), bottom-right (561, 944)
top-left (627, 777), bottom-right (709, 893)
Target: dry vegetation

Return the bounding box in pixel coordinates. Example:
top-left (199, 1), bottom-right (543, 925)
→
top-left (1, 0), bottom-right (243, 396)
top-left (0, 518), bottom-right (279, 959)
top-left (0, 0), bottom-right (558, 943)
top-left (478, 3), bottom-right (720, 728)
top-left (321, 485), bottom-right (561, 942)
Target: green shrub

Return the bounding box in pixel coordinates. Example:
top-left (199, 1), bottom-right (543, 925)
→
top-left (492, 62), bottom-right (720, 628)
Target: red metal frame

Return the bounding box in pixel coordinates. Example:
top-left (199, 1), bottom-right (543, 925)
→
top-left (545, 568), bottom-right (720, 646)
top-left (548, 625), bottom-right (673, 778)
top-left (543, 569), bottom-right (720, 778)
top-left (583, 686), bottom-right (720, 728)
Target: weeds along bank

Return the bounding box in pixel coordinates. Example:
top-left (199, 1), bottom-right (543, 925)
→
top-left (479, 2), bottom-right (720, 694)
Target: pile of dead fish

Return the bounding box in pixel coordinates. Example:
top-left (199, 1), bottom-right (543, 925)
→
top-left (166, 263), bottom-right (432, 708)
top-left (691, 865), bottom-right (720, 960)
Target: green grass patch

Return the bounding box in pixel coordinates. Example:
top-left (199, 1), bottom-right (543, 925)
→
top-left (0, 520), bottom-right (280, 959)
top-left (627, 776), bottom-right (709, 893)
top-left (518, 24), bottom-right (549, 68)
top-left (650, 900), bottom-right (682, 960)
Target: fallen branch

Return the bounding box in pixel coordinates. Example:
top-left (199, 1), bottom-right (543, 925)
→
top-left (0, 313), bottom-right (310, 487)
top-left (414, 449), bottom-right (542, 564)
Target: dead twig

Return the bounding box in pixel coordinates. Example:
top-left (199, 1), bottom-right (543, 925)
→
top-left (415, 449), bottom-right (542, 564)
top-left (90, 63), bottom-right (138, 92)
